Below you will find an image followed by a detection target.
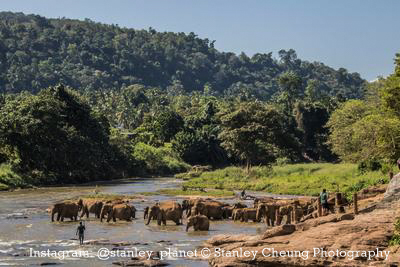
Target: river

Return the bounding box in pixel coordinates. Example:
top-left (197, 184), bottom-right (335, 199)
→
top-left (0, 177), bottom-right (273, 266)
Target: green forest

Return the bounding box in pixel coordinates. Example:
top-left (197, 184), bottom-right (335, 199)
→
top-left (0, 12), bottom-right (398, 192)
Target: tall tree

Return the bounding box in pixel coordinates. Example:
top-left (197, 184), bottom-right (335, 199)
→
top-left (218, 102), bottom-right (299, 171)
top-left (0, 85), bottom-right (127, 184)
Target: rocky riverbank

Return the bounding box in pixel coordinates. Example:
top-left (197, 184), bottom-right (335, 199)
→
top-left (203, 180), bottom-right (400, 266)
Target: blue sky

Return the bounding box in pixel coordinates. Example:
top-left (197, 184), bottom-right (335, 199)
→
top-left (1, 0), bottom-right (399, 81)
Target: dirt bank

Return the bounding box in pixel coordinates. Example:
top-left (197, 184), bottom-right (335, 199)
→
top-left (204, 183), bottom-right (399, 266)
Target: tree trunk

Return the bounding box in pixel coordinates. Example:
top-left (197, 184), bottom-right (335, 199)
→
top-left (246, 158), bottom-right (251, 174)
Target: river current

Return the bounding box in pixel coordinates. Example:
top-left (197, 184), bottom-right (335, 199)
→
top-left (0, 178), bottom-right (273, 266)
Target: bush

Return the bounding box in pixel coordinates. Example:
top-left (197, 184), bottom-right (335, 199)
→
top-left (389, 218), bottom-right (400, 246)
top-left (358, 159), bottom-right (382, 173)
top-left (133, 142), bottom-right (189, 175)
top-left (276, 157), bottom-right (291, 166)
top-left (0, 164), bottom-right (28, 188)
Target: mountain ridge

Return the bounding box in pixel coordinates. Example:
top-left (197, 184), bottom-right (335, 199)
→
top-left (0, 11), bottom-right (365, 99)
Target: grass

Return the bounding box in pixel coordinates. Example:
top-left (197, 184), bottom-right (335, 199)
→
top-left (182, 163), bottom-right (390, 197)
top-left (389, 218), bottom-right (400, 246)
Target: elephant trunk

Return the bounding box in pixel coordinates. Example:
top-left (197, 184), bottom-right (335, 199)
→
top-left (146, 212), bottom-right (151, 225)
top-left (100, 209), bottom-right (105, 222)
top-left (256, 207), bottom-right (264, 222)
top-left (186, 223), bottom-right (190, 232)
top-left (51, 208), bottom-right (55, 222)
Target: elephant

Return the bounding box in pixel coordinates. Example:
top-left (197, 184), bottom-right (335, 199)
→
top-left (233, 202), bottom-right (247, 209)
top-left (145, 201), bottom-right (182, 226)
top-left (182, 199), bottom-right (198, 216)
top-left (292, 205), bottom-right (304, 223)
top-left (255, 204), bottom-right (267, 222)
top-left (193, 201), bottom-right (224, 220)
top-left (130, 205), bottom-right (137, 219)
top-left (253, 197), bottom-right (274, 208)
top-left (51, 201), bottom-right (79, 222)
top-left (100, 203), bottom-right (136, 222)
top-left (77, 199), bottom-right (103, 219)
top-left (144, 206), bottom-right (157, 220)
top-left (255, 204), bottom-right (279, 226)
top-left (276, 205), bottom-right (293, 225)
top-left (240, 208), bottom-right (259, 222)
top-left (185, 199), bottom-right (227, 217)
top-left (186, 215), bottom-right (210, 231)
top-left (266, 205), bottom-right (279, 227)
top-left (222, 206), bottom-right (234, 219)
top-left (232, 208), bottom-right (244, 221)
top-left (222, 202), bottom-right (247, 219)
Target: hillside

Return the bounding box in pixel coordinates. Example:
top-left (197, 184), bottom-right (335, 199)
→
top-left (0, 12), bottom-right (365, 99)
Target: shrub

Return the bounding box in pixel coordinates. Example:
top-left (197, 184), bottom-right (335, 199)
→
top-left (358, 159), bottom-right (382, 173)
top-left (389, 218), bottom-right (400, 246)
top-left (276, 157), bottom-right (291, 166)
top-left (133, 142), bottom-right (189, 174)
top-left (0, 164), bottom-right (28, 188)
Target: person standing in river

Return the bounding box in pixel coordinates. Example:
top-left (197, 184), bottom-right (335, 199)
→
top-left (76, 221), bottom-right (86, 245)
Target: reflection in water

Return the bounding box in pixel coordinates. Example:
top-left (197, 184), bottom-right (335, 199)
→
top-left (0, 178), bottom-right (269, 266)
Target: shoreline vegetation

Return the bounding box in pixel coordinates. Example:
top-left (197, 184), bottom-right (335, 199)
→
top-left (2, 163), bottom-right (390, 201)
top-left (177, 163), bottom-right (390, 197)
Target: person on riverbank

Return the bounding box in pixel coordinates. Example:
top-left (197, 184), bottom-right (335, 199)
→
top-left (241, 189), bottom-right (246, 199)
top-left (76, 221), bottom-right (86, 245)
top-left (320, 189), bottom-right (329, 215)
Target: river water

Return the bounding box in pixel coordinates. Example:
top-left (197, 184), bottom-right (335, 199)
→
top-left (0, 178), bottom-right (272, 266)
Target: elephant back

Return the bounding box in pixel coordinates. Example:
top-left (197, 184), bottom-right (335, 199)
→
top-left (62, 202), bottom-right (79, 216)
top-left (243, 208), bottom-right (257, 219)
top-left (112, 203), bottom-right (133, 218)
top-left (159, 201), bottom-right (181, 211)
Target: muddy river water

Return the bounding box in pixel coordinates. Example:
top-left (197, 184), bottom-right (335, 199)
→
top-left (0, 177), bottom-right (287, 266)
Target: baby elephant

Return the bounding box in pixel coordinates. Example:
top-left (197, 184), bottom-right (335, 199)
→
top-left (186, 215), bottom-right (210, 231)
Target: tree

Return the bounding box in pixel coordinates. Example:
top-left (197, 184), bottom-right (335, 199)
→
top-left (327, 100), bottom-right (370, 162)
top-left (151, 109), bottom-right (184, 143)
top-left (381, 75), bottom-right (400, 116)
top-left (351, 114), bottom-right (400, 162)
top-left (277, 71), bottom-right (302, 110)
top-left (218, 102), bottom-right (298, 171)
top-left (294, 101), bottom-right (334, 161)
top-left (0, 85), bottom-right (126, 184)
top-left (172, 130), bottom-right (205, 164)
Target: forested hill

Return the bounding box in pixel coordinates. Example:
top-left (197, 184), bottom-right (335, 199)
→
top-left (0, 11), bottom-right (365, 99)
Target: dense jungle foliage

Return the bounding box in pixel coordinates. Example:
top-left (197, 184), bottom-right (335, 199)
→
top-left (0, 12), bottom-right (398, 190)
top-left (0, 12), bottom-right (365, 99)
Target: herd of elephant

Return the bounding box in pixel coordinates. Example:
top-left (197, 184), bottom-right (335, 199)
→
top-left (50, 195), bottom-right (330, 231)
top-left (50, 199), bottom-right (136, 223)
